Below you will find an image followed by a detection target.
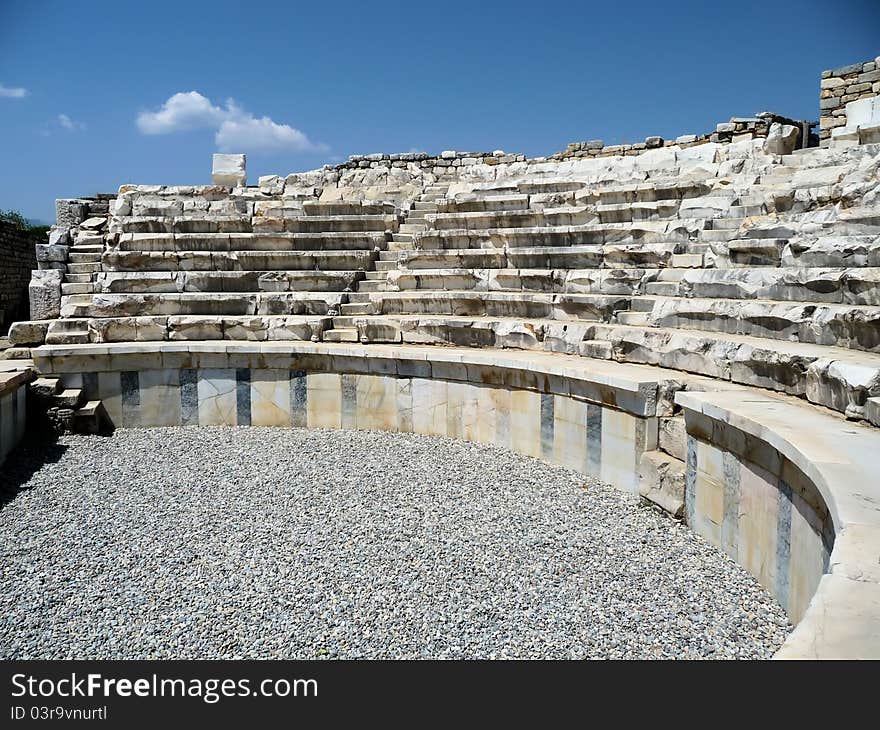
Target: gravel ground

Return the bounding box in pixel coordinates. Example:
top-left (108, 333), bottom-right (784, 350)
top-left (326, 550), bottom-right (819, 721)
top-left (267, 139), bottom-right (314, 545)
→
top-left (0, 427), bottom-right (791, 659)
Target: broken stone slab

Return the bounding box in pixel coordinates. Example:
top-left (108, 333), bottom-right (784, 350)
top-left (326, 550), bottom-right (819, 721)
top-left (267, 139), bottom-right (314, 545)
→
top-left (258, 175), bottom-right (285, 195)
top-left (763, 122), bottom-right (800, 155)
top-left (638, 450), bottom-right (685, 518)
top-left (805, 358), bottom-right (880, 419)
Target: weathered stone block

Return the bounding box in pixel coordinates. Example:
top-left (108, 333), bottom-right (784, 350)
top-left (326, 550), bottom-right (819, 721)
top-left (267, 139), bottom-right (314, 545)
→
top-left (212, 153), bottom-right (247, 187)
top-left (29, 269), bottom-right (63, 320)
top-left (638, 450), bottom-right (685, 518)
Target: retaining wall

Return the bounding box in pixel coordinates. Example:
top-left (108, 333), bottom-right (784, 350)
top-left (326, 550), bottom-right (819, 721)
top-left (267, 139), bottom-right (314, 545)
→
top-left (0, 222), bottom-right (37, 333)
top-left (29, 340), bottom-right (880, 657)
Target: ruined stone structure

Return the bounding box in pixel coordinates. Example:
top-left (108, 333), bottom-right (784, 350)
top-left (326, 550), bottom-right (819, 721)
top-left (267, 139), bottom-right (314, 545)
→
top-left (821, 59), bottom-right (880, 144)
top-left (2, 56), bottom-right (880, 658)
top-left (0, 222), bottom-right (37, 334)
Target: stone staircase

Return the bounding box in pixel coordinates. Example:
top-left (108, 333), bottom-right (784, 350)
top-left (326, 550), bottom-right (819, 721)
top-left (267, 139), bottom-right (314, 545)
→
top-left (326, 182), bottom-right (450, 342)
top-left (29, 376), bottom-right (112, 435)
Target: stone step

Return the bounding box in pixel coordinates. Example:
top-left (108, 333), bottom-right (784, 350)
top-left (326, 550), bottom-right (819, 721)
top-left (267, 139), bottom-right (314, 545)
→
top-left (55, 388), bottom-right (86, 409)
top-left (345, 293), bottom-right (372, 303)
top-left (93, 270), bottom-right (361, 294)
top-left (708, 217), bottom-right (745, 230)
top-left (63, 274), bottom-right (94, 284)
top-left (340, 303), bottom-right (374, 316)
top-left (376, 261), bottom-right (397, 271)
top-left (594, 201), bottom-right (682, 224)
top-left (696, 229), bottom-right (740, 242)
top-left (62, 283), bottom-right (95, 295)
top-left (587, 321), bottom-right (880, 418)
top-left (116, 231), bottom-right (388, 253)
top-left (440, 194), bottom-right (530, 214)
top-left (579, 339), bottom-right (614, 359)
top-left (382, 267), bottom-right (658, 296)
top-left (73, 400), bottom-right (113, 435)
top-left (67, 262), bottom-right (101, 274)
top-left (574, 180), bottom-right (712, 206)
top-left (399, 223), bottom-right (426, 234)
top-left (645, 295), bottom-right (880, 352)
top-left (727, 204), bottom-right (766, 218)
top-left (616, 312), bottom-right (650, 327)
top-left (363, 271), bottom-right (386, 280)
top-left (344, 290), bottom-right (632, 321)
top-left (387, 241), bottom-right (414, 252)
top-left (104, 249), bottom-right (376, 272)
top-left (403, 244), bottom-right (682, 269)
top-left (117, 214), bottom-right (398, 235)
top-left (301, 201), bottom-right (396, 217)
top-left (644, 282), bottom-right (679, 296)
top-left (29, 377), bottom-right (62, 397)
top-left (59, 292), bottom-right (348, 318)
top-left (331, 316), bottom-right (358, 328)
top-left (414, 222), bottom-right (695, 250)
top-left (68, 252), bottom-right (103, 264)
top-left (46, 319), bottom-right (90, 345)
top-left (356, 280), bottom-right (387, 293)
top-left (323, 328), bottom-right (359, 343)
top-left (69, 244), bottom-right (104, 254)
top-left (391, 233), bottom-right (413, 243)
top-left (412, 202), bottom-right (439, 212)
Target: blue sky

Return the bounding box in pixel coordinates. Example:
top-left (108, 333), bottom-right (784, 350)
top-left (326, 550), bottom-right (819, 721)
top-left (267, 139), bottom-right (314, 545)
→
top-left (1, 0), bottom-right (878, 222)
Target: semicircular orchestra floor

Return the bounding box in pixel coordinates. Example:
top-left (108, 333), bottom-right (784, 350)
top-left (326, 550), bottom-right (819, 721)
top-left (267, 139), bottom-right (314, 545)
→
top-left (0, 427), bottom-right (790, 659)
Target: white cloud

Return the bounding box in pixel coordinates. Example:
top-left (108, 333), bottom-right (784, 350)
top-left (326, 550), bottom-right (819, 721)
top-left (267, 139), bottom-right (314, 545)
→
top-left (136, 91), bottom-right (326, 153)
top-left (136, 91), bottom-right (228, 134)
top-left (58, 114), bottom-right (85, 131)
top-left (0, 83), bottom-right (28, 99)
top-left (38, 114), bottom-right (86, 137)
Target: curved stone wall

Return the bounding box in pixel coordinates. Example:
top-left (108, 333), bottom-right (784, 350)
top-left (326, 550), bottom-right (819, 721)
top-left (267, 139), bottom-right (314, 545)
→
top-left (29, 341), bottom-right (880, 658)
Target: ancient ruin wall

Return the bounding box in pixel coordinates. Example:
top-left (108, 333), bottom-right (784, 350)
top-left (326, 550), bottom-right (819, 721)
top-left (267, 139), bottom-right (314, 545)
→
top-left (820, 56), bottom-right (880, 144)
top-left (0, 222), bottom-right (37, 334)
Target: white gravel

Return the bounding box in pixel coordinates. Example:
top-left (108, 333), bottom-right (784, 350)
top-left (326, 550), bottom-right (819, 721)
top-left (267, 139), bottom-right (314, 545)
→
top-left (0, 427), bottom-right (791, 659)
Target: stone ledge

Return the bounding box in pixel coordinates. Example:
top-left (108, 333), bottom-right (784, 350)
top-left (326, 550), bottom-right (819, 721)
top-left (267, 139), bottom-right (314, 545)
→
top-left (31, 341), bottom-right (667, 417)
top-left (675, 389), bottom-right (880, 658)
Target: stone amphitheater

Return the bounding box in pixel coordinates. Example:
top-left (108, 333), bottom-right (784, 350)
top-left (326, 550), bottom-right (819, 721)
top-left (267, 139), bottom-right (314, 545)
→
top-left (2, 57), bottom-right (880, 659)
